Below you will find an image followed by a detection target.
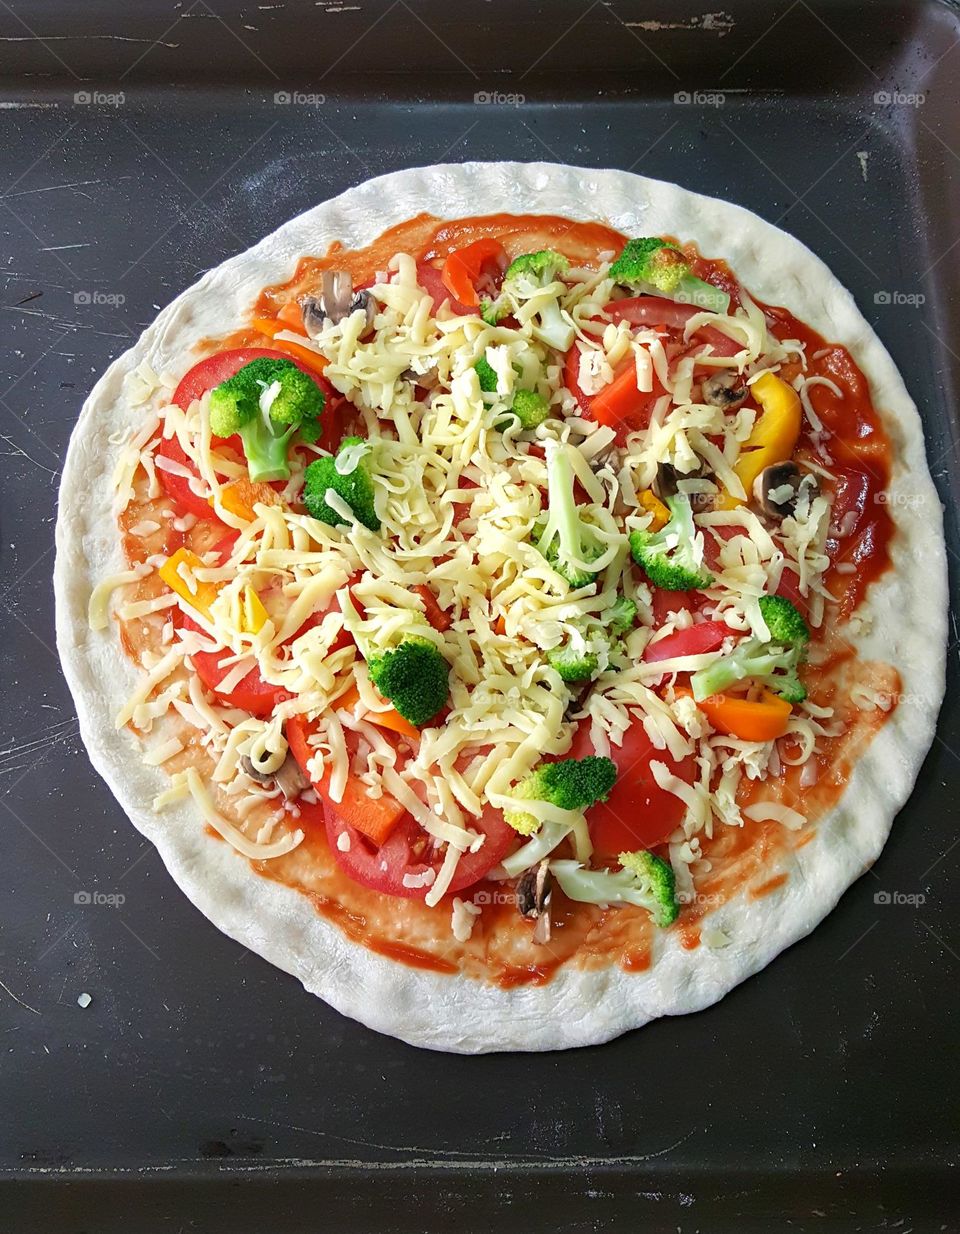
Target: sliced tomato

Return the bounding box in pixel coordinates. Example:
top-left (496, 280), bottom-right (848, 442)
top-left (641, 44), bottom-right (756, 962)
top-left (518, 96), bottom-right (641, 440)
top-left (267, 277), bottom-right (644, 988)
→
top-left (775, 567), bottom-right (809, 620)
top-left (323, 799), bottom-right (516, 901)
top-left (563, 343), bottom-right (593, 416)
top-left (156, 435), bottom-right (222, 521)
top-left (171, 347), bottom-right (317, 411)
top-left (607, 296), bottom-right (742, 357)
top-left (288, 715), bottom-right (516, 899)
top-left (177, 611), bottom-right (289, 715)
top-left (415, 261), bottom-right (474, 315)
top-left (160, 347), bottom-right (340, 518)
top-left (569, 720), bottom-right (696, 856)
top-left (642, 619), bottom-right (729, 664)
top-left (440, 239), bottom-right (508, 308)
top-left (651, 588), bottom-right (704, 624)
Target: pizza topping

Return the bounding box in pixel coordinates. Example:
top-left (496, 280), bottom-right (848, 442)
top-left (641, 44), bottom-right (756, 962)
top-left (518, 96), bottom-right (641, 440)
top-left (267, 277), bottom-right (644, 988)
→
top-left (754, 460), bottom-right (811, 518)
top-left (551, 850), bottom-right (680, 928)
top-left (609, 237), bottom-right (731, 315)
top-left (691, 595), bottom-right (810, 704)
top-left (208, 357), bottom-right (325, 483)
top-left (304, 271), bottom-right (375, 332)
top-left (99, 218), bottom-right (899, 958)
top-left (503, 756), bottom-right (617, 836)
top-left (303, 435), bottom-right (382, 531)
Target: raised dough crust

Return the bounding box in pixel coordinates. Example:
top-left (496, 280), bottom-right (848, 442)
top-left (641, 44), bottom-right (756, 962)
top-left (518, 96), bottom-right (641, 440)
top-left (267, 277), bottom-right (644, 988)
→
top-left (54, 163), bottom-right (947, 1052)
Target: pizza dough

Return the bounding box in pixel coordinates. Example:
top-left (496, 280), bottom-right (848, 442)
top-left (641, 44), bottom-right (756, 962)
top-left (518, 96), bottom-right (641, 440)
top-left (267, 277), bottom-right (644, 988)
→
top-left (54, 163), bottom-right (947, 1052)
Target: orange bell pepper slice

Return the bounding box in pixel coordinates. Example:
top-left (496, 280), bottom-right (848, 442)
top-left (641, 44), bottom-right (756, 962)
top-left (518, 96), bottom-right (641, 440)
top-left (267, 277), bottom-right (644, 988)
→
top-left (275, 299), bottom-right (306, 332)
top-left (676, 686), bottom-right (791, 742)
top-left (251, 318), bottom-right (329, 379)
top-left (334, 683), bottom-right (421, 743)
top-left (441, 239), bottom-right (507, 308)
top-left (209, 477), bottom-right (281, 522)
top-left (286, 714), bottom-right (404, 846)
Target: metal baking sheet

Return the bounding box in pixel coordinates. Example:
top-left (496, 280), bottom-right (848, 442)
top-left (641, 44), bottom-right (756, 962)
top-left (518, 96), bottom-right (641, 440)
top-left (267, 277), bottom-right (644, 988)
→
top-left (2, 1), bottom-right (958, 1228)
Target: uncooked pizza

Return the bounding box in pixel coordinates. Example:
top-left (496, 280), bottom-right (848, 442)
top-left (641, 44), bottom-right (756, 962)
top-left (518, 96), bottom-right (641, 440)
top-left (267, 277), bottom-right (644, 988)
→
top-left (55, 164), bottom-right (946, 1051)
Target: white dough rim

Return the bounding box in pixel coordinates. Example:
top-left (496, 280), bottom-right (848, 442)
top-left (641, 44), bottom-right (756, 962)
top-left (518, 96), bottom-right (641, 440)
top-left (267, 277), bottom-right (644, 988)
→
top-left (54, 162), bottom-right (947, 1052)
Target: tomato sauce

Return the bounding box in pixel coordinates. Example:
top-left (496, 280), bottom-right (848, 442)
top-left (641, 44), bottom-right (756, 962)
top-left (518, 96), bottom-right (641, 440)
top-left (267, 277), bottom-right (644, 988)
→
top-left (114, 212), bottom-right (902, 986)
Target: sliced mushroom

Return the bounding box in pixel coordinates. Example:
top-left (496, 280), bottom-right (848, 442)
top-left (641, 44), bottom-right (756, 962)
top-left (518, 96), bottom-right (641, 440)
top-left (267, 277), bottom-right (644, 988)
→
top-left (301, 271), bottom-right (375, 335)
top-left (516, 860), bottom-right (553, 944)
top-left (701, 370), bottom-right (748, 410)
top-left (517, 859), bottom-right (552, 919)
top-left (652, 461), bottom-right (683, 501)
top-left (239, 752), bottom-right (308, 801)
top-left (274, 753), bottom-right (309, 801)
top-left (239, 753), bottom-right (274, 785)
top-left (653, 461), bottom-right (710, 512)
top-left (754, 462), bottom-right (819, 519)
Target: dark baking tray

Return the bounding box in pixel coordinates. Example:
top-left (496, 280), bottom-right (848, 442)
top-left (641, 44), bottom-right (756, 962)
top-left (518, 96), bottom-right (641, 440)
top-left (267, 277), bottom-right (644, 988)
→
top-left (2, 1), bottom-right (959, 1229)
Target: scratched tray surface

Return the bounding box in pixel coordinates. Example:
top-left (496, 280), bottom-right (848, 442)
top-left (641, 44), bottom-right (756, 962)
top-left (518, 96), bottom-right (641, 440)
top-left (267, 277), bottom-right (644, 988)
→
top-left (2, 2), bottom-right (959, 1230)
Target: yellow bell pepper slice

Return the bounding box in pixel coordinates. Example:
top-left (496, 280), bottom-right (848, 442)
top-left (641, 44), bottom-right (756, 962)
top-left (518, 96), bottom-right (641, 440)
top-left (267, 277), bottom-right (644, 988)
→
top-left (638, 488), bottom-right (670, 530)
top-left (720, 373), bottom-right (801, 508)
top-left (239, 584), bottom-right (269, 635)
top-left (158, 548), bottom-right (221, 619)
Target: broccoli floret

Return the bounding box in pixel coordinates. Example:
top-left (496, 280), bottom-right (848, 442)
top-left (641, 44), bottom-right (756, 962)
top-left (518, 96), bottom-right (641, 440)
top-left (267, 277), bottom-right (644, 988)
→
top-left (504, 755), bottom-right (617, 835)
top-left (479, 297), bottom-right (504, 327)
top-left (208, 357), bottom-right (324, 483)
top-left (367, 635), bottom-right (450, 727)
top-left (758, 594), bottom-right (810, 646)
top-left (536, 442), bottom-right (606, 588)
top-left (474, 356), bottom-right (498, 393)
top-left (303, 435), bottom-right (380, 532)
top-left (476, 350), bottom-right (551, 431)
top-left (606, 595), bottom-right (638, 636)
top-left (609, 237), bottom-right (730, 314)
top-left (547, 645), bottom-right (599, 683)
top-left (493, 249), bottom-right (575, 352)
top-left (690, 595), bottom-right (810, 704)
top-left (629, 493), bottom-right (713, 591)
top-left (550, 850), bottom-right (680, 927)
top-left (506, 388), bottom-right (550, 430)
